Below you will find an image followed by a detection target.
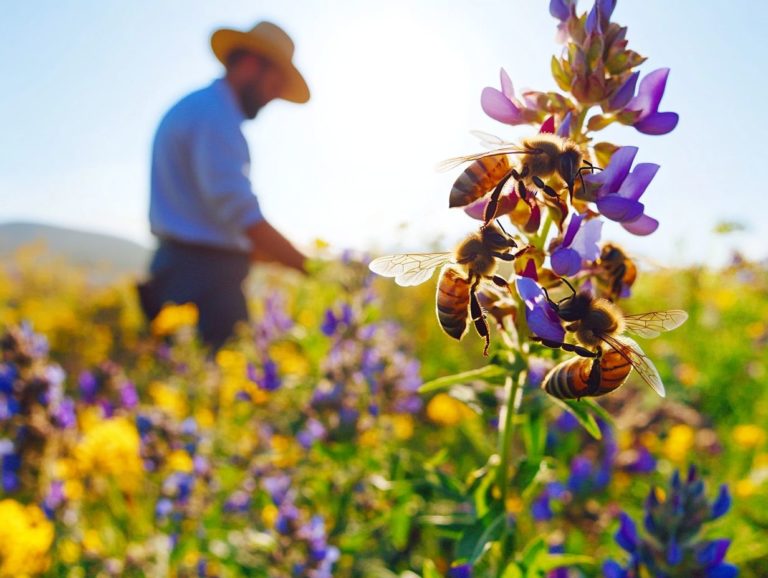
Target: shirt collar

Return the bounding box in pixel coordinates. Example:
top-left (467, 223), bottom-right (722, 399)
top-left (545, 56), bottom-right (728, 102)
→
top-left (212, 77), bottom-right (246, 124)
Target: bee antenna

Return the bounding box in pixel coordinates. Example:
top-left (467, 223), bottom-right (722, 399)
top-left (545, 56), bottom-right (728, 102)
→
top-left (559, 276), bottom-right (577, 296)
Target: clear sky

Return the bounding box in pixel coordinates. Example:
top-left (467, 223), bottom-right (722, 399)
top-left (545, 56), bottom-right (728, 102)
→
top-left (1, 0), bottom-right (766, 267)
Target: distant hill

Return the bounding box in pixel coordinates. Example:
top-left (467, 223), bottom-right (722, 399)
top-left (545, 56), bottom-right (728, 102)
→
top-left (0, 222), bottom-right (151, 277)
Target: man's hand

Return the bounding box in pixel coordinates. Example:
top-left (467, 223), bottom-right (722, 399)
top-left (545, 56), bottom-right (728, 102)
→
top-left (246, 220), bottom-right (308, 274)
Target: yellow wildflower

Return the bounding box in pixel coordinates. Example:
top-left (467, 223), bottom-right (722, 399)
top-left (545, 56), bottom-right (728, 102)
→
top-left (0, 500), bottom-right (54, 576)
top-left (82, 529), bottom-right (104, 555)
top-left (269, 342), bottom-right (309, 377)
top-left (59, 539), bottom-right (81, 565)
top-left (149, 381), bottom-right (188, 420)
top-left (734, 479), bottom-right (758, 499)
top-left (167, 450), bottom-right (194, 473)
top-left (675, 363), bottom-right (700, 387)
top-left (75, 417), bottom-right (143, 493)
top-left (195, 408), bottom-right (216, 429)
top-left (391, 414), bottom-right (415, 441)
top-left (359, 429), bottom-right (379, 448)
top-left (426, 394), bottom-right (474, 427)
top-left (262, 504), bottom-right (279, 528)
top-left (151, 302), bottom-right (198, 336)
top-left (732, 424), bottom-right (766, 449)
top-left (663, 424), bottom-right (695, 463)
top-left (505, 496), bottom-right (523, 515)
top-left (271, 435), bottom-right (301, 468)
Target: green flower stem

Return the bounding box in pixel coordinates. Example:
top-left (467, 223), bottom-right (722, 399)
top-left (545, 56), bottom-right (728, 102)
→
top-left (496, 365), bottom-right (527, 574)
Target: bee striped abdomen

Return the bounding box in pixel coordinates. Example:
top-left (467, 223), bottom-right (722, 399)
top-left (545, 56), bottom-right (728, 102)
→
top-left (542, 348), bottom-right (633, 399)
top-left (449, 155), bottom-right (511, 208)
top-left (436, 267), bottom-right (471, 340)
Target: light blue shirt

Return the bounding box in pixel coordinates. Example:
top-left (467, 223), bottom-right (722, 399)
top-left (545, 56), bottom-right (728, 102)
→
top-left (150, 78), bottom-right (264, 252)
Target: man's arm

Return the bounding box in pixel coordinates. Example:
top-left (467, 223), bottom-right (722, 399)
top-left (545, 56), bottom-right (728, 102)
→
top-left (246, 219), bottom-right (307, 274)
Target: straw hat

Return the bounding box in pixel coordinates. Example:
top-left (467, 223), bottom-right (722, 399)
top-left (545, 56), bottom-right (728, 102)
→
top-left (210, 21), bottom-right (310, 104)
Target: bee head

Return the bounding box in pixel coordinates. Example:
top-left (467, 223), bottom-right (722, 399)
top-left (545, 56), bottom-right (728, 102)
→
top-left (481, 224), bottom-right (517, 250)
top-left (555, 290), bottom-right (592, 322)
top-left (557, 149), bottom-right (583, 197)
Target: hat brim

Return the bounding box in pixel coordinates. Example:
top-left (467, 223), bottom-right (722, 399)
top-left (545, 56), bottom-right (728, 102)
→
top-left (211, 28), bottom-right (310, 104)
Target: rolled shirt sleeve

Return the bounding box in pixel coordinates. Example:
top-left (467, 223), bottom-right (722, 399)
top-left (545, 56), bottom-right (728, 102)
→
top-left (192, 116), bottom-right (264, 232)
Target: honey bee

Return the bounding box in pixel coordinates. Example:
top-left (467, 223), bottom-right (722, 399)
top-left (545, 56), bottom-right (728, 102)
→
top-left (368, 224), bottom-right (528, 355)
top-left (536, 279), bottom-right (688, 399)
top-left (441, 132), bottom-right (598, 223)
top-left (593, 243), bottom-right (637, 302)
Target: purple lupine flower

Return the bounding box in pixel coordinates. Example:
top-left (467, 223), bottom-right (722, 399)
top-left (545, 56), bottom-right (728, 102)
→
top-left (297, 418), bottom-right (327, 449)
top-left (557, 112), bottom-right (573, 138)
top-left (258, 359), bottom-right (281, 391)
top-left (79, 370), bottom-right (98, 403)
top-left (481, 68), bottom-right (526, 125)
top-left (625, 445), bottom-right (656, 474)
top-left (54, 397), bottom-right (77, 429)
top-left (0, 365), bottom-right (16, 395)
top-left (43, 480), bottom-right (65, 518)
top-left (549, 0), bottom-right (575, 21)
top-left (155, 497), bottom-right (174, 519)
top-left (584, 146), bottom-right (660, 235)
top-left (448, 564), bottom-right (472, 578)
top-left (710, 485), bottom-right (731, 519)
top-left (320, 308), bottom-right (339, 336)
top-left (515, 277), bottom-right (565, 343)
top-left (621, 68), bottom-right (679, 135)
top-left (551, 213), bottom-right (603, 276)
top-left (263, 474), bottom-right (292, 505)
top-left (120, 381), bottom-right (139, 409)
top-left (607, 72), bottom-right (640, 111)
top-left (615, 512), bottom-right (639, 553)
top-left (602, 560), bottom-right (628, 578)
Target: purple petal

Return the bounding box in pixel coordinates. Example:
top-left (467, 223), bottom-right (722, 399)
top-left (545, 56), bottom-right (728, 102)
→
top-left (551, 247), bottom-right (582, 276)
top-left (697, 540), bottom-right (731, 567)
top-left (622, 214), bottom-right (658, 236)
top-left (540, 116), bottom-right (556, 134)
top-left (515, 278), bottom-right (565, 342)
top-left (597, 196), bottom-right (645, 222)
top-left (615, 512), bottom-right (639, 553)
top-left (608, 72), bottom-right (639, 111)
top-left (584, 146), bottom-right (638, 196)
top-left (549, 0), bottom-right (571, 21)
top-left (557, 111), bottom-right (572, 137)
top-left (585, 2), bottom-right (601, 35)
top-left (626, 68), bottom-right (671, 117)
top-left (602, 561), bottom-right (627, 578)
top-left (562, 212), bottom-right (585, 247)
top-left (500, 68), bottom-right (514, 99)
top-left (481, 87), bottom-right (523, 124)
top-left (635, 111), bottom-right (679, 135)
top-left (617, 163), bottom-right (659, 200)
top-left (707, 564), bottom-right (739, 578)
top-left (711, 485), bottom-right (731, 519)
top-left (570, 218), bottom-right (603, 261)
top-left (598, 0), bottom-right (617, 21)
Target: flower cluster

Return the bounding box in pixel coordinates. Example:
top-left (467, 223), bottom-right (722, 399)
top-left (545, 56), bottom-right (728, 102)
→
top-left (605, 466), bottom-right (737, 578)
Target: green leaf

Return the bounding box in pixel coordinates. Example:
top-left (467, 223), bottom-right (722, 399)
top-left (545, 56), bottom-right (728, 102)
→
top-left (521, 536), bottom-right (547, 567)
top-left (512, 458), bottom-right (543, 495)
top-left (550, 56), bottom-right (571, 92)
top-left (581, 398), bottom-right (614, 426)
top-left (547, 397), bottom-right (603, 440)
top-left (456, 510), bottom-right (506, 565)
top-left (522, 412), bottom-right (547, 459)
top-left (390, 495), bottom-right (415, 551)
top-left (423, 559), bottom-right (442, 578)
top-left (419, 365), bottom-right (507, 393)
top-left (501, 562), bottom-right (524, 578)
top-left (535, 554), bottom-right (595, 571)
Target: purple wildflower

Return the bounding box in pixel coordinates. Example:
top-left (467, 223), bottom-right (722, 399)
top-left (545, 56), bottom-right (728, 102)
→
top-left (120, 381), bottom-right (139, 409)
top-left (607, 72), bottom-right (640, 111)
top-left (584, 146), bottom-right (660, 235)
top-left (551, 213), bottom-right (603, 276)
top-left (622, 68), bottom-right (679, 135)
top-left (515, 277), bottom-right (564, 342)
top-left (481, 68), bottom-right (526, 125)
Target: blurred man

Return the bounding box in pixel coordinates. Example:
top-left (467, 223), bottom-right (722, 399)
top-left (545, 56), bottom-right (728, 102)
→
top-left (138, 21), bottom-right (309, 349)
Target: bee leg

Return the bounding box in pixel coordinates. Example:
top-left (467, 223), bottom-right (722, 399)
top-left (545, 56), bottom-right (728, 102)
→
top-left (531, 175), bottom-right (558, 197)
top-left (484, 168), bottom-right (518, 225)
top-left (531, 336), bottom-right (597, 358)
top-left (469, 279), bottom-right (490, 356)
top-left (584, 347), bottom-right (604, 397)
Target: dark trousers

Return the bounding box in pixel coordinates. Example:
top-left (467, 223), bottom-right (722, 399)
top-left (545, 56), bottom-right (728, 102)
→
top-left (137, 239), bottom-right (251, 349)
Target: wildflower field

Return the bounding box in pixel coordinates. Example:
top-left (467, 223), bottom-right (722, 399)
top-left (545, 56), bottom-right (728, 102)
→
top-left (2, 1), bottom-right (767, 577)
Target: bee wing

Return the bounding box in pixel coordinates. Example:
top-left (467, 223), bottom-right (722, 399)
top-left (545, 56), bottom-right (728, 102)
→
top-left (436, 145), bottom-right (531, 172)
top-left (623, 310), bottom-right (688, 339)
top-left (601, 334), bottom-right (665, 397)
top-left (469, 130), bottom-right (513, 147)
top-left (368, 253), bottom-right (454, 287)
